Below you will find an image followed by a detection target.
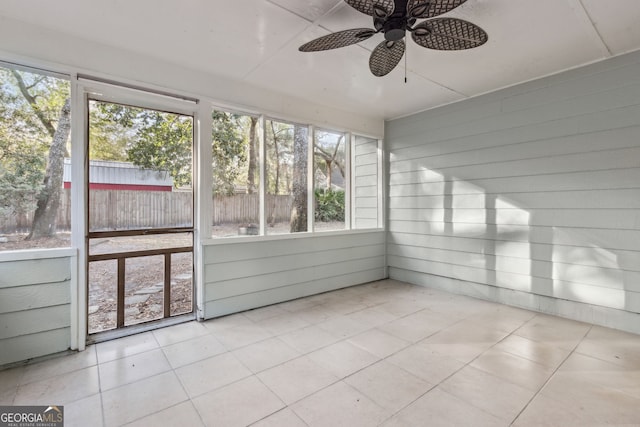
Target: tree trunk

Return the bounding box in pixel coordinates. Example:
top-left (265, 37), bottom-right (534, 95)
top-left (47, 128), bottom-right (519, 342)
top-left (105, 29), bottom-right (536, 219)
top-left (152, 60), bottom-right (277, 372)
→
top-left (27, 98), bottom-right (71, 239)
top-left (247, 117), bottom-right (258, 194)
top-left (290, 125), bottom-right (308, 233)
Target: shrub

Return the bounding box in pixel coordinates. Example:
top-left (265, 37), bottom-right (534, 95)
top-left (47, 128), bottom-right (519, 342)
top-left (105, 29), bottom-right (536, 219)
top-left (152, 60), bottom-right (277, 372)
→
top-left (314, 189), bottom-right (344, 222)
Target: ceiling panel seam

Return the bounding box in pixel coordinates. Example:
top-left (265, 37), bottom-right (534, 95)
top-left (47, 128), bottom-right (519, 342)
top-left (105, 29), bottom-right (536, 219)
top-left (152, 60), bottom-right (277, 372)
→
top-left (242, 0), bottom-right (346, 80)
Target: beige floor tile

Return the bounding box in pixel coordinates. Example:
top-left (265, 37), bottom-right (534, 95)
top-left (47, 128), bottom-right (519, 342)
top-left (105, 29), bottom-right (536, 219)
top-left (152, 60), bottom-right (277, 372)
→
top-left (470, 348), bottom-right (556, 391)
top-left (0, 387), bottom-right (16, 405)
top-left (211, 323), bottom-right (273, 350)
top-left (193, 376), bottom-right (284, 427)
top-left (152, 321), bottom-right (209, 347)
top-left (175, 352), bottom-right (251, 398)
top-left (575, 325), bottom-right (640, 369)
top-left (232, 337), bottom-right (300, 373)
top-left (307, 340), bottom-right (379, 378)
top-left (258, 356), bottom-right (338, 404)
top-left (346, 306), bottom-right (397, 327)
top-left (439, 365), bottom-right (536, 422)
top-left (378, 309), bottom-right (453, 343)
top-left (243, 304), bottom-right (288, 322)
top-left (559, 351), bottom-right (631, 373)
top-left (292, 381), bottom-right (388, 427)
top-left (375, 298), bottom-right (426, 318)
top-left (382, 388), bottom-right (505, 427)
top-left (202, 312), bottom-right (252, 332)
top-left (251, 408), bottom-right (307, 427)
top-left (21, 346), bottom-right (97, 385)
top-left (96, 331), bottom-right (159, 364)
top-left (536, 370), bottom-right (640, 425)
top-left (0, 366), bottom-right (24, 393)
top-left (348, 328), bottom-right (411, 359)
top-left (64, 393), bottom-right (103, 427)
top-left (277, 297), bottom-right (320, 313)
top-left (512, 392), bottom-right (598, 427)
top-left (325, 299), bottom-right (369, 316)
top-left (7, 280), bottom-right (640, 427)
top-left (387, 343), bottom-right (465, 384)
top-left (316, 315), bottom-right (370, 339)
top-left (162, 334), bottom-right (226, 369)
top-left (514, 314), bottom-right (591, 350)
top-left (427, 320), bottom-right (510, 346)
top-left (102, 371), bottom-right (188, 427)
top-left (14, 366), bottom-right (100, 406)
top-left (554, 353), bottom-right (640, 399)
top-left (260, 312), bottom-right (311, 336)
top-left (99, 348), bottom-right (171, 391)
top-left (465, 306), bottom-right (536, 334)
top-left (345, 360), bottom-right (433, 413)
top-left (289, 304), bottom-right (339, 325)
top-left (279, 325), bottom-right (339, 354)
top-left (125, 401), bottom-right (204, 427)
top-left (492, 334), bottom-right (571, 369)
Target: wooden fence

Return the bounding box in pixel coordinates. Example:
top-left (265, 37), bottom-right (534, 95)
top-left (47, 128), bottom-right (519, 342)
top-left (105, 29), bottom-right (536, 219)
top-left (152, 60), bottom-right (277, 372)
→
top-left (0, 190), bottom-right (293, 234)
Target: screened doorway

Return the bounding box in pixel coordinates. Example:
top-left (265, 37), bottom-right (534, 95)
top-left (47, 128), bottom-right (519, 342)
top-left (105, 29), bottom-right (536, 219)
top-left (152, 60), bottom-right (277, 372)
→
top-left (86, 98), bottom-right (195, 337)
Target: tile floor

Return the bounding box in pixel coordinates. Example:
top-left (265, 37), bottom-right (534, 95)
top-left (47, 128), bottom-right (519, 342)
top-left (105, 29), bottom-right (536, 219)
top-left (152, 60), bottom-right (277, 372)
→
top-left (2, 279), bottom-right (640, 426)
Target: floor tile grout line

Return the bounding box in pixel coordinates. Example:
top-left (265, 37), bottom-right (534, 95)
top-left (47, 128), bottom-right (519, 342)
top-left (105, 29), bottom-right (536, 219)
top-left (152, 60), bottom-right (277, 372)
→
top-left (375, 321), bottom-right (525, 425)
top-left (508, 324), bottom-right (594, 426)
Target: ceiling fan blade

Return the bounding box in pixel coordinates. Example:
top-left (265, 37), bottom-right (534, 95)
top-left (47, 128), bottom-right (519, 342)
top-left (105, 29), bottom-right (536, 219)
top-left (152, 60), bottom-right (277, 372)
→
top-left (369, 39), bottom-right (405, 77)
top-left (344, 0), bottom-right (395, 17)
top-left (299, 28), bottom-right (376, 52)
top-left (407, 0), bottom-right (468, 19)
top-left (411, 18), bottom-right (488, 50)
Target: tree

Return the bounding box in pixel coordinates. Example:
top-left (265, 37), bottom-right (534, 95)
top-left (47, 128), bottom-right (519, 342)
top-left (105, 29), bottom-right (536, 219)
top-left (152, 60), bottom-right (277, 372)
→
top-left (290, 125), bottom-right (308, 232)
top-left (126, 111), bottom-right (193, 188)
top-left (314, 133), bottom-right (345, 189)
top-left (1, 68), bottom-right (71, 239)
top-left (211, 111), bottom-right (246, 195)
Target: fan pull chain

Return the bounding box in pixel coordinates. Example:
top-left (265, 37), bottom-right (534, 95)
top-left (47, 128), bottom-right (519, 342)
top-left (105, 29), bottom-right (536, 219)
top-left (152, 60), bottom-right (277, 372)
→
top-left (404, 44), bottom-right (408, 83)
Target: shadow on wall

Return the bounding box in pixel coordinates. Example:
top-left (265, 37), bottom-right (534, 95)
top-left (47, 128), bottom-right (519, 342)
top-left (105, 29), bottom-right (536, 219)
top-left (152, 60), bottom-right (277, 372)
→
top-left (388, 163), bottom-right (633, 319)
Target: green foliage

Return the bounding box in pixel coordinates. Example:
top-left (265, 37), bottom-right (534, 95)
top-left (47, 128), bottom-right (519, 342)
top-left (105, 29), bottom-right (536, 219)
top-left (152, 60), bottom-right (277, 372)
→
top-left (127, 112), bottom-right (193, 188)
top-left (212, 111), bottom-right (247, 195)
top-left (314, 189), bottom-right (345, 222)
top-left (0, 67), bottom-right (69, 218)
top-left (89, 101), bottom-right (193, 188)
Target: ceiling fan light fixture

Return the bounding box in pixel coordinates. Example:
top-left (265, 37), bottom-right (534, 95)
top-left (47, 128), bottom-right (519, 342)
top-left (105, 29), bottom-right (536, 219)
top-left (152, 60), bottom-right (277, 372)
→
top-left (385, 28), bottom-right (406, 41)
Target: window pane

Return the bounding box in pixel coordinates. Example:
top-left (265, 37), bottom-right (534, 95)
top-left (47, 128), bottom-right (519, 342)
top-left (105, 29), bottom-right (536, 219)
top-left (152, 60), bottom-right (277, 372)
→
top-left (88, 100), bottom-right (193, 232)
top-left (314, 129), bottom-right (346, 232)
top-left (265, 119), bottom-right (308, 235)
top-left (353, 135), bottom-right (379, 229)
top-left (0, 64), bottom-right (71, 250)
top-left (211, 111), bottom-right (260, 237)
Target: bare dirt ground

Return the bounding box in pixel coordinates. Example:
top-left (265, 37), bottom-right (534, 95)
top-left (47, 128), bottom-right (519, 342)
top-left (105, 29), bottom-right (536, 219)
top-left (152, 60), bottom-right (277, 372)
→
top-left (1, 220), bottom-right (343, 333)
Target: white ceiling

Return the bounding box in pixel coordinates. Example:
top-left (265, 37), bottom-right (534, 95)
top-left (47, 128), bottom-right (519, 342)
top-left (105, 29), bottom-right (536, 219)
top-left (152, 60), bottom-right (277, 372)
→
top-left (2, 0), bottom-right (640, 120)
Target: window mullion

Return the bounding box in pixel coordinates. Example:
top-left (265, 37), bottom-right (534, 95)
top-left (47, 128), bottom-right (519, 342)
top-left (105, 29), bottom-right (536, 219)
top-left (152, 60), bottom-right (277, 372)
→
top-left (307, 125), bottom-right (314, 233)
top-left (259, 115), bottom-right (266, 236)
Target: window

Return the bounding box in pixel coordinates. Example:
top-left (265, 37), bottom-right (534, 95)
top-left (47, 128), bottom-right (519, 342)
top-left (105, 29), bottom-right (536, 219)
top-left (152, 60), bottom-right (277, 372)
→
top-left (314, 129), bottom-right (346, 232)
top-left (211, 109), bottom-right (260, 237)
top-left (0, 63), bottom-right (71, 250)
top-left (265, 119), bottom-right (308, 235)
top-left (210, 115), bottom-right (382, 238)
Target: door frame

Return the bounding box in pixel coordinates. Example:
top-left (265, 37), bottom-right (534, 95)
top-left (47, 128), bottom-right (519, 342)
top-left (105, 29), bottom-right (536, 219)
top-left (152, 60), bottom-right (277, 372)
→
top-left (72, 78), bottom-right (203, 345)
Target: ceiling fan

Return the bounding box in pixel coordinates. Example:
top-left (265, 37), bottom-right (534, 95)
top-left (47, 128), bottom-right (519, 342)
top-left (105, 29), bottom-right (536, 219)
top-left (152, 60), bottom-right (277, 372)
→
top-left (299, 0), bottom-right (488, 77)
